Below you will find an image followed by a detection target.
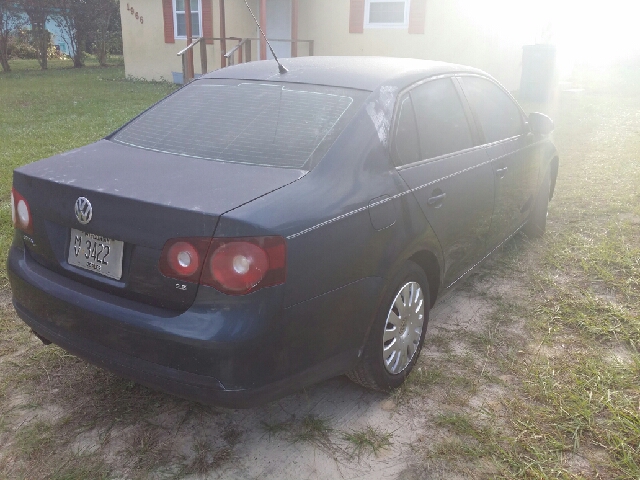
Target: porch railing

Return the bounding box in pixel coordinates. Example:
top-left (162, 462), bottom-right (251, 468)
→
top-left (177, 37), bottom-right (314, 84)
top-left (223, 38), bottom-right (252, 66)
top-left (224, 38), bottom-right (314, 66)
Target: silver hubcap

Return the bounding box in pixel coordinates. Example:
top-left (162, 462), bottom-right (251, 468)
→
top-left (382, 281), bottom-right (424, 375)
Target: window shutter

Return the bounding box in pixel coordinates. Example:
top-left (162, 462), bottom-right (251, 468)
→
top-left (202, 0), bottom-right (214, 44)
top-left (163, 0), bottom-right (175, 43)
top-left (408, 0), bottom-right (426, 34)
top-left (349, 0), bottom-right (365, 34)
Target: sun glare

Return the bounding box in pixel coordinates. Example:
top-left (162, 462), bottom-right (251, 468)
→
top-left (552, 0), bottom-right (640, 67)
top-left (460, 0), bottom-right (640, 72)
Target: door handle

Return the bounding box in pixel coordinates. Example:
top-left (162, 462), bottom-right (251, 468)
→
top-left (427, 192), bottom-right (447, 205)
top-left (495, 166), bottom-right (508, 177)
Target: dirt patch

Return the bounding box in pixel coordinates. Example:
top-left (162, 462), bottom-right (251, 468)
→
top-left (0, 252), bottom-right (529, 479)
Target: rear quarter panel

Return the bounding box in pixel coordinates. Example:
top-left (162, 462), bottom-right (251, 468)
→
top-left (213, 106), bottom-right (443, 309)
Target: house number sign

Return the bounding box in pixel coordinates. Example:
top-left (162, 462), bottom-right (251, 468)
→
top-left (126, 4), bottom-right (144, 24)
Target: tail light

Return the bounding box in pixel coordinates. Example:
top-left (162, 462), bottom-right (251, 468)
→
top-left (202, 237), bottom-right (286, 294)
top-left (159, 238), bottom-right (211, 283)
top-left (159, 236), bottom-right (286, 295)
top-left (11, 187), bottom-right (33, 235)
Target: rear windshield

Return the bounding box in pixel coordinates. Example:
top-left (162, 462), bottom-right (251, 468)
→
top-left (111, 80), bottom-right (367, 169)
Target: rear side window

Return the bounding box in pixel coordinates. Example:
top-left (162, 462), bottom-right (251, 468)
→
top-left (410, 78), bottom-right (474, 160)
top-left (459, 76), bottom-right (525, 143)
top-left (392, 95), bottom-right (420, 167)
top-left (111, 81), bottom-right (365, 169)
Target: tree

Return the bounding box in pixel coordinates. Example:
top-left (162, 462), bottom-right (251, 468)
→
top-left (21, 0), bottom-right (54, 70)
top-left (93, 0), bottom-right (119, 67)
top-left (54, 0), bottom-right (112, 68)
top-left (52, 0), bottom-right (84, 67)
top-left (0, 0), bottom-right (25, 72)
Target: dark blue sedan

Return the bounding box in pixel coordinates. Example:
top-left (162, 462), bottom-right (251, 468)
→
top-left (8, 57), bottom-right (558, 407)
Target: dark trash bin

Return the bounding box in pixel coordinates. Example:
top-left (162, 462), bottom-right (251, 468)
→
top-left (520, 44), bottom-right (556, 102)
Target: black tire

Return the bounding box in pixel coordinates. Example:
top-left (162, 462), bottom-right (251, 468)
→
top-left (347, 261), bottom-right (429, 391)
top-left (522, 171), bottom-right (551, 239)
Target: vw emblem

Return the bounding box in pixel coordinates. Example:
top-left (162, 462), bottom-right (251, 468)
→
top-left (74, 197), bottom-right (92, 225)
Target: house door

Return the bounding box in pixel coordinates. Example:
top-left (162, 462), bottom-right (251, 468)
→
top-left (263, 0), bottom-right (292, 59)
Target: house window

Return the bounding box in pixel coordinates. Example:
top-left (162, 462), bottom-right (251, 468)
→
top-left (174, 0), bottom-right (202, 38)
top-left (365, 0), bottom-right (410, 28)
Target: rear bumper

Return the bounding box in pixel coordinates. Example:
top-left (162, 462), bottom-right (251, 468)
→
top-left (8, 246), bottom-right (383, 407)
top-left (14, 300), bottom-right (351, 408)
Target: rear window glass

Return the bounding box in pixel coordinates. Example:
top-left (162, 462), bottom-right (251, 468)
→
top-left (111, 80), bottom-right (365, 169)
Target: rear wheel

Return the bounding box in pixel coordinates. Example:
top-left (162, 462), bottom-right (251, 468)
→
top-left (522, 171), bottom-right (551, 239)
top-left (347, 261), bottom-right (429, 391)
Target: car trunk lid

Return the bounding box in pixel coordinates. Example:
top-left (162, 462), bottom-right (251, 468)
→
top-left (13, 140), bottom-right (304, 310)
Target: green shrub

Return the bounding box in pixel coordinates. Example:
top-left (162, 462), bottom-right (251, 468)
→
top-left (8, 41), bottom-right (38, 60)
top-left (47, 45), bottom-right (70, 60)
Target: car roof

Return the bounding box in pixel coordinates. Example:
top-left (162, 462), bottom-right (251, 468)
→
top-left (202, 56), bottom-right (488, 91)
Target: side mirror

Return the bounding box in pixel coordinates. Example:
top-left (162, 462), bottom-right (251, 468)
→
top-left (528, 112), bottom-right (554, 135)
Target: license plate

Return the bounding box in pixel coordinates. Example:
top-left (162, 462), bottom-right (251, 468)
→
top-left (68, 228), bottom-right (124, 280)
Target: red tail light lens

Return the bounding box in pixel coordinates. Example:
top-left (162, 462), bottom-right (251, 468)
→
top-left (11, 188), bottom-right (33, 235)
top-left (167, 241), bottom-right (200, 277)
top-left (159, 236), bottom-right (286, 295)
top-left (207, 242), bottom-right (269, 293)
top-left (202, 237), bottom-right (286, 295)
top-left (159, 237), bottom-right (211, 283)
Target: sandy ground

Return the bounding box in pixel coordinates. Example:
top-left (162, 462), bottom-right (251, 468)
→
top-left (164, 270), bottom-right (516, 480)
top-left (1, 256), bottom-right (522, 479)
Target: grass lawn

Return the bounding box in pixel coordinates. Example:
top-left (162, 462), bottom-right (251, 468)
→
top-left (0, 57), bottom-right (177, 284)
top-left (0, 58), bottom-right (638, 479)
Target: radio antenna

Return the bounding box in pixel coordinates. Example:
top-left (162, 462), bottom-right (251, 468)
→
top-left (243, 0), bottom-right (288, 74)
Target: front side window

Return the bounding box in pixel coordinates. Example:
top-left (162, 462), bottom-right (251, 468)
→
top-left (410, 78), bottom-right (474, 160)
top-left (459, 76), bottom-right (525, 143)
top-left (174, 0), bottom-right (201, 38)
top-left (365, 0), bottom-right (410, 28)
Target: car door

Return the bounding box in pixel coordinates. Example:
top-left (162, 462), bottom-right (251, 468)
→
top-left (392, 77), bottom-right (495, 287)
top-left (456, 75), bottom-right (540, 249)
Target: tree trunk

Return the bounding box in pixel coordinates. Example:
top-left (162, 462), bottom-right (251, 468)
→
top-left (0, 35), bottom-right (10, 72)
top-left (31, 22), bottom-right (48, 70)
top-left (73, 34), bottom-right (84, 67)
top-left (96, 8), bottom-right (111, 67)
top-left (39, 29), bottom-right (48, 70)
top-left (97, 31), bottom-right (108, 66)
top-left (0, 55), bottom-right (10, 72)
